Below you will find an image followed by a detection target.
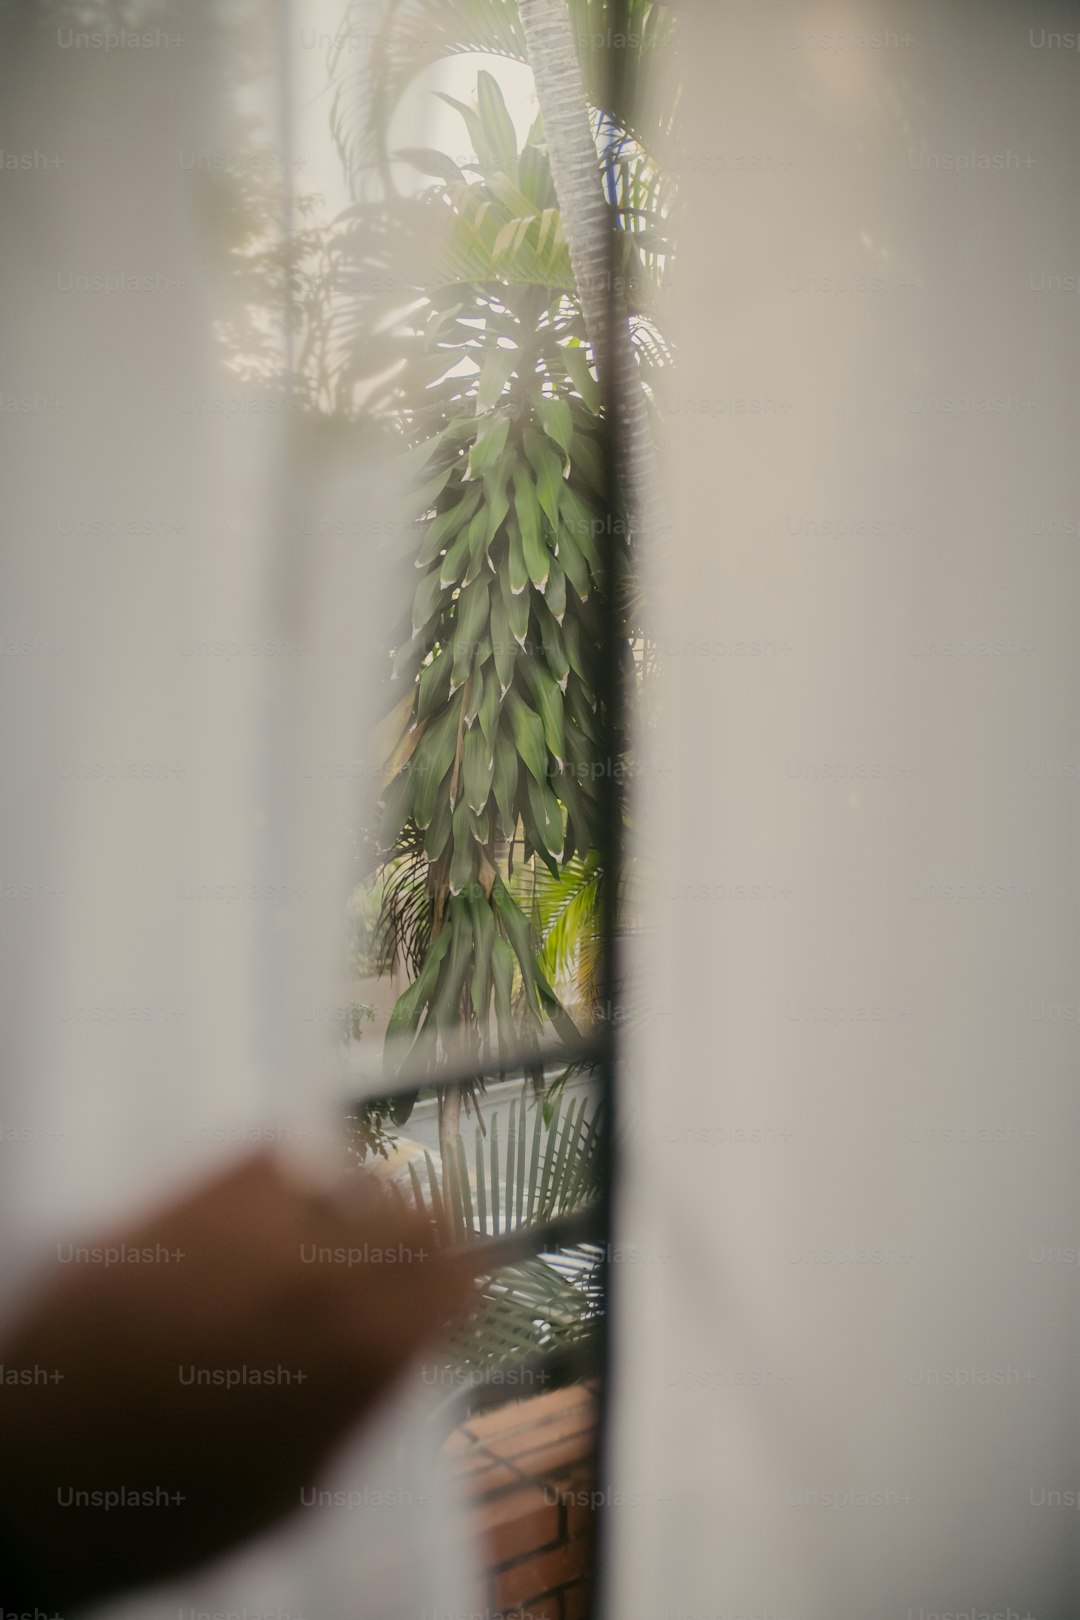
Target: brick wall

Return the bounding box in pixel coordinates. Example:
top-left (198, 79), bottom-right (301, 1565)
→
top-left (446, 1381), bottom-right (600, 1620)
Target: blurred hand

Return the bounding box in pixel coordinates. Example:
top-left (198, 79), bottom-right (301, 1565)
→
top-left (0, 1148), bottom-right (477, 1611)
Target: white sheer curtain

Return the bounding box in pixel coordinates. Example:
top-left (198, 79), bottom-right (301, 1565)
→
top-left (611, 2), bottom-right (1080, 1616)
top-left (0, 4), bottom-right (475, 1616)
top-left (8, 2), bottom-right (1080, 1616)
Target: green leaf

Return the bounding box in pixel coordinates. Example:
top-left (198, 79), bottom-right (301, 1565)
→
top-left (554, 525), bottom-right (589, 601)
top-left (412, 566), bottom-right (446, 634)
top-left (473, 631), bottom-right (493, 672)
top-left (433, 91), bottom-right (487, 169)
top-left (498, 565), bottom-right (530, 646)
top-left (396, 146), bottom-right (466, 186)
top-left (467, 886), bottom-right (496, 1030)
top-left (482, 449), bottom-right (514, 548)
top-left (469, 803), bottom-right (491, 845)
top-left (477, 345), bottom-right (518, 412)
top-left (448, 800), bottom-right (477, 896)
top-left (566, 707), bottom-right (600, 769)
top-left (505, 688), bottom-right (548, 787)
top-left (536, 393), bottom-right (573, 457)
top-left (379, 769), bottom-right (413, 850)
top-left (432, 894), bottom-right (473, 1021)
top-left (384, 926), bottom-right (452, 1061)
top-left (560, 485), bottom-right (601, 571)
top-left (411, 701), bottom-right (460, 828)
top-left (461, 723), bottom-right (495, 814)
top-left (526, 775), bottom-right (564, 865)
top-left (453, 577), bottom-right (491, 686)
top-left (424, 790), bottom-right (452, 862)
top-left (474, 1129), bottom-right (487, 1233)
top-left (463, 508), bottom-right (491, 586)
top-left (523, 427), bottom-right (565, 530)
top-left (392, 628), bottom-right (428, 686)
top-left (507, 519), bottom-right (529, 596)
top-left (454, 1135), bottom-right (475, 1233)
top-left (489, 584), bottom-right (515, 695)
top-left (561, 342), bottom-right (601, 413)
top-left (389, 1089), bottom-right (418, 1126)
top-left (416, 651), bottom-right (451, 723)
top-left (492, 215), bottom-right (532, 264)
top-left (545, 556), bottom-right (567, 625)
top-left (464, 667), bottom-right (483, 725)
top-left (535, 204), bottom-right (560, 256)
top-left (513, 466), bottom-right (549, 591)
top-left (439, 525), bottom-right (472, 589)
top-left (550, 769), bottom-right (590, 851)
top-left (522, 657), bottom-right (567, 766)
top-left (491, 730), bottom-right (519, 837)
top-left (422, 1146), bottom-right (446, 1231)
top-left (491, 936), bottom-right (516, 1057)
top-left (533, 598), bottom-right (569, 687)
top-left (406, 464), bottom-right (454, 518)
top-left (385, 978), bottom-right (427, 1051)
top-left (567, 430), bottom-right (606, 496)
top-left (477, 664), bottom-right (501, 746)
top-left (477, 69), bottom-right (518, 169)
top-left (465, 413), bottom-right (510, 481)
top-left (519, 136), bottom-right (555, 209)
top-left (491, 876), bottom-right (540, 1018)
top-left (562, 617), bottom-right (590, 681)
top-left (415, 485), bottom-right (482, 568)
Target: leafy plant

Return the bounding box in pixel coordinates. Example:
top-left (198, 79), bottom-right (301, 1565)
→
top-left (328, 0), bottom-right (679, 209)
top-left (380, 1085), bottom-right (607, 1382)
top-left (212, 10), bottom-right (677, 1174)
top-left (365, 78), bottom-right (640, 1133)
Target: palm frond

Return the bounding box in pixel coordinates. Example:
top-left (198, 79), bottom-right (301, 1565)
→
top-left (327, 0), bottom-right (679, 199)
top-left (372, 823), bottom-right (433, 978)
top-left (387, 1086), bottom-right (606, 1376)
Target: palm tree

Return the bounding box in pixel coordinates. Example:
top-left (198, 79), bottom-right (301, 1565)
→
top-left (202, 3), bottom-right (676, 1387)
top-left (329, 0), bottom-right (676, 541)
top-left (517, 0), bottom-right (661, 545)
top-left (342, 10), bottom-right (676, 1171)
top-left (360, 84), bottom-right (626, 1166)
top-left (218, 5), bottom-right (677, 1174)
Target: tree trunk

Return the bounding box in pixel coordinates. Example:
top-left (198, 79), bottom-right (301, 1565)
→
top-left (518, 0), bottom-right (661, 540)
top-left (437, 1078), bottom-right (462, 1207)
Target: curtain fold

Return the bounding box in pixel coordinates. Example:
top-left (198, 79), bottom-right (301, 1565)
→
top-left (0, 5), bottom-right (477, 1616)
top-left (610, 2), bottom-right (1080, 1616)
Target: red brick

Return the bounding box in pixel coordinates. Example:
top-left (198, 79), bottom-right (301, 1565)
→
top-left (487, 1407), bottom-right (597, 1465)
top-left (468, 1484), bottom-right (559, 1566)
top-left (562, 1581), bottom-right (594, 1620)
top-left (507, 1600), bottom-right (562, 1620)
top-left (466, 1385), bottom-right (596, 1443)
top-left (493, 1541), bottom-right (595, 1613)
top-left (505, 1432), bottom-right (598, 1483)
top-left (556, 1461), bottom-right (596, 1493)
top-left (464, 1400), bottom-right (537, 1443)
top-left (459, 1459), bottom-right (524, 1499)
top-left (455, 1444), bottom-right (501, 1476)
top-left (566, 1494), bottom-right (597, 1540)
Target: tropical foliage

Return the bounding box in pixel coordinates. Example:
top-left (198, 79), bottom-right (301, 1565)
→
top-left (371, 78), bottom-right (632, 1093)
top-left (208, 0), bottom-right (677, 1397)
top-left (358, 28), bottom-right (674, 1138)
top-left (215, 2), bottom-right (676, 1168)
top-left (328, 0), bottom-right (679, 202)
top-left (368, 1082), bottom-right (607, 1394)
